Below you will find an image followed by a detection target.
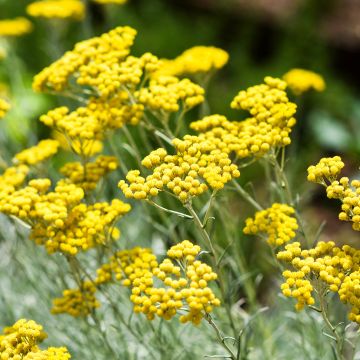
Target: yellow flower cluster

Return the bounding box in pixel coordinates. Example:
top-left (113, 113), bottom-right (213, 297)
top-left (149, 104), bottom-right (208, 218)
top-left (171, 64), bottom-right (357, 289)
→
top-left (33, 26), bottom-right (137, 94)
top-left (95, 247), bottom-right (158, 285)
top-left (0, 165), bottom-right (29, 199)
top-left (13, 139), bottom-right (59, 165)
top-left (31, 198), bottom-right (129, 254)
top-left (154, 46), bottom-right (229, 78)
top-left (307, 156), bottom-right (344, 184)
top-left (27, 0), bottom-right (85, 21)
top-left (280, 269), bottom-right (314, 311)
top-left (136, 76), bottom-right (204, 113)
top-left (0, 178), bottom-right (130, 254)
top-left (52, 281), bottom-right (100, 317)
top-left (60, 155), bottom-right (118, 191)
top-left (243, 203), bottom-right (298, 246)
top-left (53, 131), bottom-right (104, 157)
top-left (119, 135), bottom-right (240, 202)
top-left (191, 77), bottom-right (297, 159)
top-left (93, 0), bottom-right (127, 3)
top-left (308, 157), bottom-right (360, 231)
top-left (283, 68), bottom-right (326, 95)
top-left (40, 95), bottom-right (143, 153)
top-left (0, 319), bottom-right (71, 360)
top-left (277, 241), bottom-right (360, 320)
top-left (0, 98), bottom-right (10, 119)
top-left (128, 240), bottom-right (220, 324)
top-left (0, 18), bottom-right (33, 37)
top-left (24, 347), bottom-right (71, 360)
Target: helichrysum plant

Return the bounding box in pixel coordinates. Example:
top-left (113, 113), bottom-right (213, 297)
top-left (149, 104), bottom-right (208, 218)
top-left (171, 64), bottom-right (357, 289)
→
top-left (0, 20), bottom-right (357, 360)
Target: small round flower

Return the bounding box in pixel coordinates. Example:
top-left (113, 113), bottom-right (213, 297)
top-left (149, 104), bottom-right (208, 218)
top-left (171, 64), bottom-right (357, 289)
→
top-left (13, 139), bottom-right (59, 165)
top-left (0, 18), bottom-right (33, 37)
top-left (51, 281), bottom-right (100, 316)
top-left (283, 68), bottom-right (326, 95)
top-left (119, 135), bottom-right (240, 203)
top-left (243, 203), bottom-right (298, 246)
top-left (27, 0), bottom-right (85, 21)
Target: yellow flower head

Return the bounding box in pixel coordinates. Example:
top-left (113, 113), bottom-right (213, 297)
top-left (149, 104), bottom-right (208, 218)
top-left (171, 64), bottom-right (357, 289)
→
top-left (13, 139), bottom-right (60, 165)
top-left (119, 135), bottom-right (240, 202)
top-left (0, 176), bottom-right (131, 254)
top-left (0, 319), bottom-right (71, 360)
top-left (60, 155), bottom-right (118, 191)
top-left (154, 46), bottom-right (229, 78)
top-left (307, 156), bottom-right (344, 184)
top-left (283, 68), bottom-right (326, 95)
top-left (136, 76), bottom-right (204, 113)
top-left (0, 98), bottom-right (10, 119)
top-left (95, 247), bottom-right (158, 285)
top-left (33, 26), bottom-right (137, 94)
top-left (126, 240), bottom-right (220, 324)
top-left (277, 241), bottom-right (360, 319)
top-left (191, 77), bottom-right (297, 159)
top-left (24, 347), bottom-right (71, 360)
top-left (307, 157), bottom-right (360, 231)
top-left (243, 203), bottom-right (298, 246)
top-left (52, 281), bottom-right (99, 317)
top-left (0, 165), bottom-right (29, 198)
top-left (27, 0), bottom-right (85, 21)
top-left (0, 18), bottom-right (33, 37)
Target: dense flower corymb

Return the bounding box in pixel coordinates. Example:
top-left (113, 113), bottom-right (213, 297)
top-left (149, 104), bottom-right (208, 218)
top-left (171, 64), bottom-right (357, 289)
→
top-left (0, 319), bottom-right (71, 359)
top-left (14, 139), bottom-right (60, 165)
top-left (119, 135), bottom-right (240, 202)
top-left (52, 281), bottom-right (100, 317)
top-left (307, 156), bottom-right (360, 231)
top-left (243, 203), bottom-right (298, 246)
top-left (33, 26), bottom-right (137, 94)
top-left (277, 241), bottom-right (360, 320)
top-left (128, 240), bottom-right (220, 324)
top-left (191, 77), bottom-right (297, 159)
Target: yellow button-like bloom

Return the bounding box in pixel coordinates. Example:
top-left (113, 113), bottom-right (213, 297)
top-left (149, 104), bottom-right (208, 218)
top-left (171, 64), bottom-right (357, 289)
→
top-left (0, 319), bottom-right (71, 359)
top-left (51, 281), bottom-right (99, 317)
top-left (283, 68), bottom-right (326, 95)
top-left (0, 98), bottom-right (10, 119)
top-left (0, 177), bottom-right (131, 255)
top-left (277, 241), bottom-right (360, 321)
top-left (95, 247), bottom-right (158, 285)
top-left (119, 135), bottom-right (240, 202)
top-left (40, 97), bottom-right (143, 152)
top-left (307, 156), bottom-right (344, 184)
top-left (33, 26), bottom-right (137, 94)
top-left (13, 139), bottom-right (60, 165)
top-left (24, 347), bottom-right (71, 360)
top-left (243, 203), bottom-right (298, 246)
top-left (0, 18), bottom-right (33, 37)
top-left (0, 165), bottom-right (29, 198)
top-left (136, 76), bottom-right (204, 113)
top-left (154, 46), bottom-right (229, 78)
top-left (27, 0), bottom-right (85, 21)
top-left (60, 155), bottom-right (118, 191)
top-left (191, 77), bottom-right (297, 159)
top-left (308, 157), bottom-right (360, 231)
top-left (124, 240), bottom-right (220, 325)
